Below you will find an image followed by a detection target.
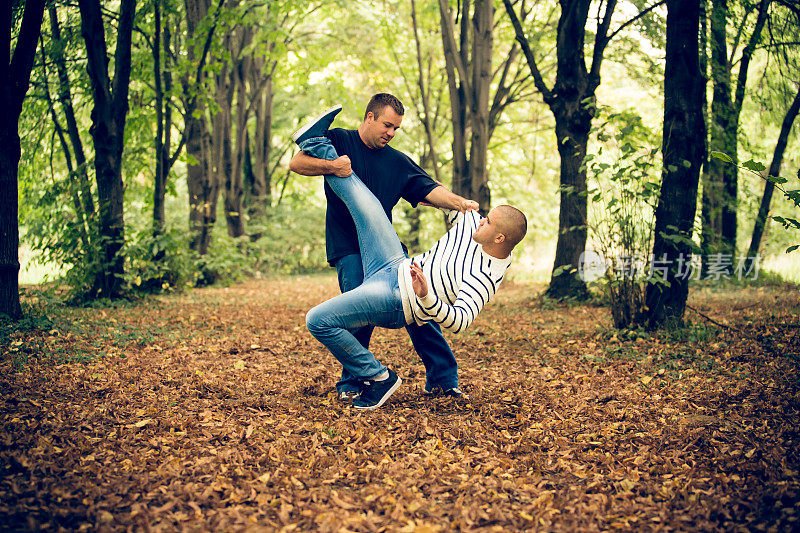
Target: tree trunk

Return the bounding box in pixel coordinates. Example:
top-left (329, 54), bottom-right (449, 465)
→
top-left (184, 0), bottom-right (218, 255)
top-left (0, 128), bottom-right (23, 320)
top-left (186, 112), bottom-right (216, 255)
top-left (505, 0), bottom-right (618, 300)
top-left (468, 0), bottom-right (493, 210)
top-left (0, 0), bottom-right (46, 319)
top-left (439, 0), bottom-right (522, 214)
top-left (40, 47), bottom-right (90, 249)
top-left (702, 0), bottom-right (737, 271)
top-left (747, 83), bottom-right (800, 261)
top-left (548, 111), bottom-right (592, 299)
top-left (78, 0), bottom-right (136, 298)
top-left (410, 0), bottom-right (443, 186)
top-left (702, 0), bottom-right (770, 272)
top-left (49, 6), bottom-right (95, 225)
top-left (645, 0), bottom-right (705, 328)
top-left (438, 0), bottom-right (469, 200)
top-left (212, 61), bottom-right (243, 238)
top-left (250, 74), bottom-right (273, 219)
top-left (544, 0), bottom-right (597, 300)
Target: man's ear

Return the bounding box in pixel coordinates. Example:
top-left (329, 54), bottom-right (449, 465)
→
top-left (495, 233), bottom-right (506, 244)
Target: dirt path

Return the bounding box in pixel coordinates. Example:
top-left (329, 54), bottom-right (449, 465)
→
top-left (2, 277), bottom-right (799, 531)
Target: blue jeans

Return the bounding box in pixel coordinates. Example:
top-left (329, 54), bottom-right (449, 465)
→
top-left (334, 255), bottom-right (459, 393)
top-left (302, 137), bottom-right (408, 381)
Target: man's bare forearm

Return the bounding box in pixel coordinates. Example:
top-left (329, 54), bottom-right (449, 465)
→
top-left (424, 185), bottom-right (479, 212)
top-left (289, 151), bottom-right (352, 177)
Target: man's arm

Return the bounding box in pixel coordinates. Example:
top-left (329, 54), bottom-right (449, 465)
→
top-left (289, 151), bottom-right (352, 178)
top-left (411, 261), bottom-right (494, 334)
top-left (423, 185), bottom-right (479, 213)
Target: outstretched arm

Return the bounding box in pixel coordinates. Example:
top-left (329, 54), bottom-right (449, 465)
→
top-left (423, 185), bottom-right (479, 213)
top-left (289, 150), bottom-right (352, 178)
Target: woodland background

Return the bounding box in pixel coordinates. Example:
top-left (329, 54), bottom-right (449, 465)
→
top-left (1, 0), bottom-right (799, 323)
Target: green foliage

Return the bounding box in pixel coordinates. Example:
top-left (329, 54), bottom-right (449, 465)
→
top-left (585, 107), bottom-right (662, 329)
top-left (125, 228), bottom-right (201, 292)
top-left (196, 204), bottom-right (328, 286)
top-left (710, 151), bottom-right (800, 253)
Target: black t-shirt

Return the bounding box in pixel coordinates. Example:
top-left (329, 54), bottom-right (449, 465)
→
top-left (321, 128), bottom-right (438, 265)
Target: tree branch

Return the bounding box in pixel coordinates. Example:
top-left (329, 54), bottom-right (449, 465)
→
top-left (606, 0), bottom-right (666, 43)
top-left (9, 0), bottom-right (46, 111)
top-left (501, 0), bottom-right (553, 103)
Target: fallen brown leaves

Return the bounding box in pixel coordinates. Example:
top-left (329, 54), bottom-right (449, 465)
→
top-left (1, 277), bottom-right (798, 531)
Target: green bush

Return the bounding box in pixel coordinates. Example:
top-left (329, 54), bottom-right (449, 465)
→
top-left (585, 108), bottom-right (662, 328)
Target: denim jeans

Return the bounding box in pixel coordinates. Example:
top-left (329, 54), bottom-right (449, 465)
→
top-left (334, 254), bottom-right (459, 393)
top-left (302, 137), bottom-right (408, 381)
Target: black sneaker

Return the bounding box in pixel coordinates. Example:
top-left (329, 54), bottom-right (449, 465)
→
top-left (353, 369), bottom-right (402, 410)
top-left (424, 385), bottom-right (469, 400)
top-left (291, 104), bottom-right (342, 144)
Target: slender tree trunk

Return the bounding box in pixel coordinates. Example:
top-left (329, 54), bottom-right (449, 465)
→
top-left (645, 0), bottom-right (705, 328)
top-left (184, 0), bottom-right (219, 255)
top-left (747, 83), bottom-right (800, 261)
top-left (250, 73), bottom-right (273, 220)
top-left (467, 0), bottom-right (493, 210)
top-left (702, 0), bottom-right (736, 271)
top-left (702, 0), bottom-right (770, 272)
top-left (0, 0), bottom-right (46, 319)
top-left (411, 0), bottom-right (442, 186)
top-left (438, 0), bottom-right (469, 199)
top-left (40, 48), bottom-right (90, 249)
top-left (153, 0), bottom-right (167, 236)
top-left (49, 6), bottom-right (95, 223)
top-left (439, 0), bottom-right (521, 214)
top-left (212, 61), bottom-right (243, 238)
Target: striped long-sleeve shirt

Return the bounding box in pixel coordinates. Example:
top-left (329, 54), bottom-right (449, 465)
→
top-left (398, 209), bottom-right (512, 334)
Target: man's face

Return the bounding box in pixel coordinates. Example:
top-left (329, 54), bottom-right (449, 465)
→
top-left (472, 208), bottom-right (504, 246)
top-left (361, 106), bottom-right (403, 149)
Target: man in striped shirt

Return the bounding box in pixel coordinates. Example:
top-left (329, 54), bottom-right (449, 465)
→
top-left (294, 107), bottom-right (527, 410)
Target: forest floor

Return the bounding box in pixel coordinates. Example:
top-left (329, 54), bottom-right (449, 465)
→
top-left (1, 275), bottom-right (799, 532)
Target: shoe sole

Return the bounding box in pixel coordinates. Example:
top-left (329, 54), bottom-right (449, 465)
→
top-left (291, 104), bottom-right (343, 142)
top-left (354, 376), bottom-right (402, 411)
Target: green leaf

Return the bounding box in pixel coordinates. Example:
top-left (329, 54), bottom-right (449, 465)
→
top-left (742, 160), bottom-right (767, 172)
top-left (786, 245), bottom-right (799, 254)
top-left (710, 151), bottom-right (733, 163)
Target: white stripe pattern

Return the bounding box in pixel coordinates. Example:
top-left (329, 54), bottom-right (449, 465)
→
top-left (398, 210), bottom-right (512, 334)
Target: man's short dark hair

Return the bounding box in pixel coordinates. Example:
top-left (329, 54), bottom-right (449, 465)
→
top-left (365, 93), bottom-right (404, 119)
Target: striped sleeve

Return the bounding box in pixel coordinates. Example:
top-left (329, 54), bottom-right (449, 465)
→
top-left (418, 272), bottom-right (498, 334)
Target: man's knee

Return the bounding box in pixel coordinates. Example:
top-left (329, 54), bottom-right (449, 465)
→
top-left (306, 305), bottom-right (328, 337)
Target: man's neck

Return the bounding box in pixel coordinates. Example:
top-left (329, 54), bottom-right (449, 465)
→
top-left (357, 126), bottom-right (371, 149)
top-left (481, 243), bottom-right (510, 260)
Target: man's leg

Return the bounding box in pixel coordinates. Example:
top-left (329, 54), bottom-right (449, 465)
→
top-left (333, 254), bottom-right (375, 395)
top-left (305, 270), bottom-right (406, 410)
top-left (406, 322), bottom-right (459, 392)
top-left (297, 137), bottom-right (405, 278)
top-left (306, 275), bottom-right (404, 381)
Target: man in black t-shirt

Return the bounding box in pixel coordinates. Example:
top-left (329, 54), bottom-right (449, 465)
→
top-left (290, 94), bottom-right (471, 401)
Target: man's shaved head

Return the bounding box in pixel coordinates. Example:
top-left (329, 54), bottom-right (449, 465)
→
top-left (494, 205), bottom-right (527, 249)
